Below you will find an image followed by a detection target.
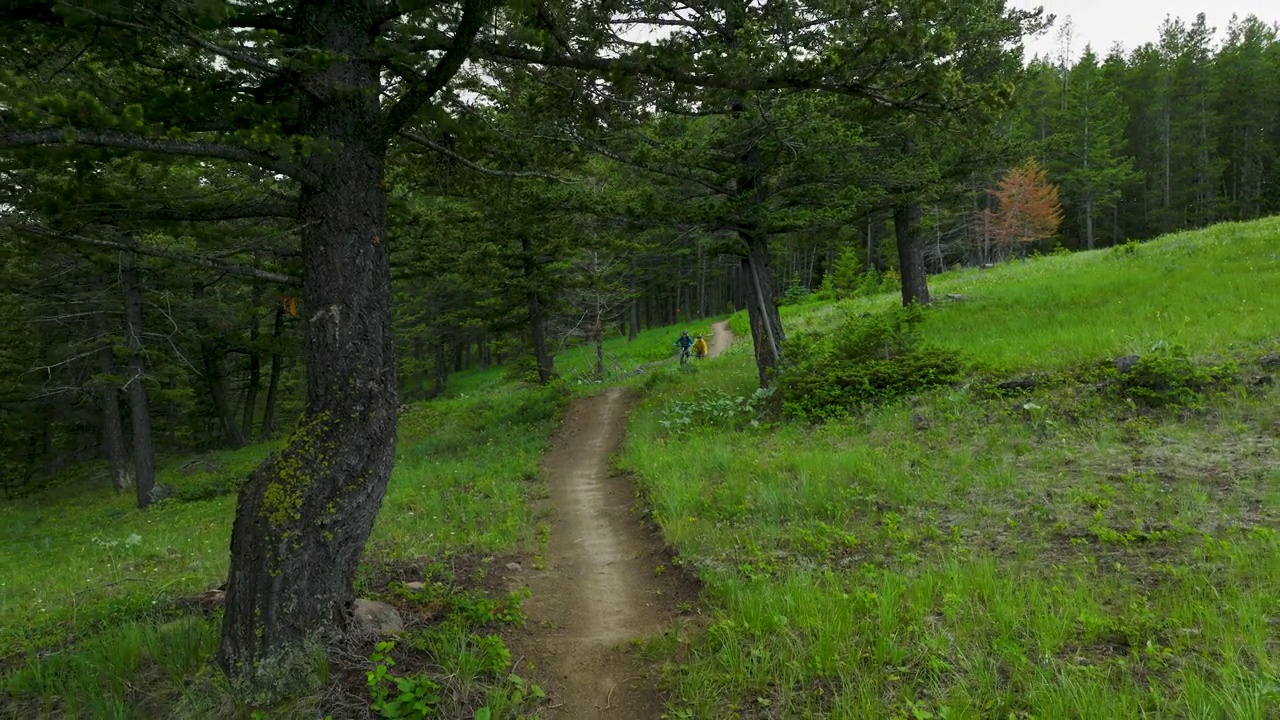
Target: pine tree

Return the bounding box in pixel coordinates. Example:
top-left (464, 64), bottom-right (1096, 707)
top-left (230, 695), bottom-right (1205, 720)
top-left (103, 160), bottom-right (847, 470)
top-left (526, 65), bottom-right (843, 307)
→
top-left (1213, 15), bottom-right (1280, 220)
top-left (990, 159), bottom-right (1064, 253)
top-left (1052, 47), bottom-right (1139, 249)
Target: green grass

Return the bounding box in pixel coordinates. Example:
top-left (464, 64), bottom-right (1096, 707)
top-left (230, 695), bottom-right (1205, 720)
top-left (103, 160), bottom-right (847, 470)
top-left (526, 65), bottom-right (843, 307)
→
top-left (1, 380), bottom-right (570, 717)
top-left (761, 217), bottom-right (1280, 371)
top-left (623, 220), bottom-right (1280, 718)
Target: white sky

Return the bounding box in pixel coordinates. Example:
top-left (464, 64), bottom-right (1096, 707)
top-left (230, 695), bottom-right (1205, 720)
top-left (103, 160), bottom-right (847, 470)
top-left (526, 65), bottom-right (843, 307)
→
top-left (1009, 0), bottom-right (1280, 61)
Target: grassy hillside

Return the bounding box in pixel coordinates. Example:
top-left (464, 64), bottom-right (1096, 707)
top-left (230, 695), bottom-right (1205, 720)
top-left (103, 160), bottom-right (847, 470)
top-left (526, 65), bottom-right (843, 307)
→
top-left (763, 216), bottom-right (1280, 369)
top-left (624, 220), bottom-right (1280, 717)
top-left (2, 218), bottom-right (1276, 717)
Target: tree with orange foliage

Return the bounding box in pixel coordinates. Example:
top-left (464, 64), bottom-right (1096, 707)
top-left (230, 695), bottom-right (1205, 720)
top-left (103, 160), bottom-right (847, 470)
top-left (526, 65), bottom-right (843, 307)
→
top-left (989, 159), bottom-right (1064, 256)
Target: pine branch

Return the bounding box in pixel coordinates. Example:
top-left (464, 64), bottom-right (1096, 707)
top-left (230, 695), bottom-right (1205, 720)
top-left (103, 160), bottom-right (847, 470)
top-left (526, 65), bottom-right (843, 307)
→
top-left (0, 128), bottom-right (318, 185)
top-left (5, 222), bottom-right (301, 285)
top-left (398, 131), bottom-right (573, 182)
top-left (379, 0), bottom-right (496, 142)
top-left (567, 131), bottom-right (729, 195)
top-left (99, 202), bottom-right (299, 222)
top-left (226, 12), bottom-right (292, 32)
top-left (416, 36), bottom-right (933, 109)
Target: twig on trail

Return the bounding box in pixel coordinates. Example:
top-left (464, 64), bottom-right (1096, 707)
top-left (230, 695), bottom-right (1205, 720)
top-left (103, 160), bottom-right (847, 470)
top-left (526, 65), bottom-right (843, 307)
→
top-left (602, 676), bottom-right (639, 710)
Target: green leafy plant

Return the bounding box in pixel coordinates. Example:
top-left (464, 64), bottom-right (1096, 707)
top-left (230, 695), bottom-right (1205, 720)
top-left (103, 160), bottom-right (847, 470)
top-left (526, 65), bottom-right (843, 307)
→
top-left (447, 587), bottom-right (531, 627)
top-left (367, 641), bottom-right (442, 719)
top-left (1107, 344), bottom-right (1236, 407)
top-left (658, 387), bottom-right (774, 435)
top-left (777, 305), bottom-right (965, 420)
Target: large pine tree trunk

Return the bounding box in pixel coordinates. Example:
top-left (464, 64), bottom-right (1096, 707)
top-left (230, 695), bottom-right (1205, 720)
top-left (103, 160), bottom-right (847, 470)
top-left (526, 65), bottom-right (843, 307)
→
top-left (433, 341), bottom-right (448, 397)
top-left (258, 306), bottom-right (285, 441)
top-left (217, 6), bottom-right (398, 679)
top-left (521, 234), bottom-right (554, 384)
top-left (242, 305), bottom-right (262, 440)
top-left (594, 314), bottom-right (605, 377)
top-left (893, 200), bottom-right (931, 307)
top-left (411, 335), bottom-right (428, 400)
top-left (96, 334), bottom-right (128, 494)
top-left (529, 293), bottom-right (553, 384)
top-left (121, 253), bottom-right (157, 509)
top-left (741, 232), bottom-right (784, 387)
top-left (733, 100), bottom-right (784, 388)
top-left (194, 282), bottom-right (246, 449)
top-left (1084, 197), bottom-right (1096, 250)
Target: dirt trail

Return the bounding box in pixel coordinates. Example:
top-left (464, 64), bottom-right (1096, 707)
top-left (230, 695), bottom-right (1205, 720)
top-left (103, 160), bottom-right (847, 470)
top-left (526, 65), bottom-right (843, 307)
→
top-left (506, 324), bottom-right (734, 717)
top-left (708, 320), bottom-right (732, 359)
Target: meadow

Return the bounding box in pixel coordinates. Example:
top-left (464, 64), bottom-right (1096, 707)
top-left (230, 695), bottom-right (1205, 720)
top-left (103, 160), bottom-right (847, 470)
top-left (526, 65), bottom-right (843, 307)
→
top-left (625, 219), bottom-right (1280, 717)
top-left (2, 218), bottom-right (1277, 717)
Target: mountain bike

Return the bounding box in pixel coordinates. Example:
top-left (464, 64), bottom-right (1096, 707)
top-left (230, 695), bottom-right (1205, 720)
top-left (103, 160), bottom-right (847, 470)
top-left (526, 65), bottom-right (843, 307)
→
top-left (677, 345), bottom-right (691, 365)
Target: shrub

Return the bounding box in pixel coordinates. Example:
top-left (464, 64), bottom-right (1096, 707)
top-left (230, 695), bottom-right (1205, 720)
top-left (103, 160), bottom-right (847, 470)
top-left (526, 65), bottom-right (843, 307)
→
top-left (777, 305), bottom-right (966, 420)
top-left (1107, 345), bottom-right (1236, 408)
top-left (501, 354), bottom-right (551, 384)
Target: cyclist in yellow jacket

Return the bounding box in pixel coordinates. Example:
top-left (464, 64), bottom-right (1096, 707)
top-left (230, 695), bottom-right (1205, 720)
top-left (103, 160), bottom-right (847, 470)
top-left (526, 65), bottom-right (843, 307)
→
top-left (692, 334), bottom-right (709, 359)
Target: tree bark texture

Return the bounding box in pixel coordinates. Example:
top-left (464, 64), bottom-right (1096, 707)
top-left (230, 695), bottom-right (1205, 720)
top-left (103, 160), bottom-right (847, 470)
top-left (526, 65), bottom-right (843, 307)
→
top-left (741, 235), bottom-right (785, 387)
top-left (121, 253), bottom-right (157, 509)
top-left (893, 201), bottom-right (931, 307)
top-left (217, 6), bottom-right (398, 677)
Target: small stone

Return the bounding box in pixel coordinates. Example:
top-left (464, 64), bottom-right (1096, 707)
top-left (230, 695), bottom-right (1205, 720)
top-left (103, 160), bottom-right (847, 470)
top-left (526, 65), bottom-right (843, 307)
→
top-left (996, 378), bottom-right (1039, 392)
top-left (404, 581), bottom-right (425, 591)
top-left (505, 562), bottom-right (523, 572)
top-left (147, 483), bottom-right (175, 503)
top-left (352, 599), bottom-right (403, 635)
top-left (911, 413), bottom-right (931, 431)
top-left (1115, 355), bottom-right (1141, 374)
top-left (1259, 353), bottom-right (1280, 370)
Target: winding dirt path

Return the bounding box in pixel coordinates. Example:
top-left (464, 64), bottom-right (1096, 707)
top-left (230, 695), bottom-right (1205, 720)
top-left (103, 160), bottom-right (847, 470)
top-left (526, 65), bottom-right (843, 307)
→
top-left (507, 323), bottom-right (734, 718)
top-left (708, 320), bottom-right (732, 360)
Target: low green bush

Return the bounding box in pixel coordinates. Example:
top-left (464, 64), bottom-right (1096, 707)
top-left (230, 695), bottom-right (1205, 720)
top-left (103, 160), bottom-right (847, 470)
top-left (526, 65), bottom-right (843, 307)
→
top-left (1106, 345), bottom-right (1237, 408)
top-left (658, 388), bottom-right (774, 435)
top-left (777, 304), bottom-right (966, 420)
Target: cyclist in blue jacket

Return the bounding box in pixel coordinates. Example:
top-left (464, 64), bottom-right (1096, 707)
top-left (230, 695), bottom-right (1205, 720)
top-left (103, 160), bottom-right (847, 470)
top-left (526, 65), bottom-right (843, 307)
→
top-left (674, 330), bottom-right (694, 363)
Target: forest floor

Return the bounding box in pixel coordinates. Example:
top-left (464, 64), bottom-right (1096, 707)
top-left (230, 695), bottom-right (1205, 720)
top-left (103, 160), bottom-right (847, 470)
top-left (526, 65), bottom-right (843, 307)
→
top-left (507, 322), bottom-right (733, 718)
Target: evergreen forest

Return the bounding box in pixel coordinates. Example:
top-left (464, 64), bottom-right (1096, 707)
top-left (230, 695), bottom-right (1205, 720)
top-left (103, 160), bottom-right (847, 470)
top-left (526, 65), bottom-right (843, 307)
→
top-left (1, 2), bottom-right (1278, 717)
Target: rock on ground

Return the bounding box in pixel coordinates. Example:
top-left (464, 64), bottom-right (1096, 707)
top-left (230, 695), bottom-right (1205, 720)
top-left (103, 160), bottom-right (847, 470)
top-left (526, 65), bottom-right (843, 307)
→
top-left (352, 599), bottom-right (404, 635)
